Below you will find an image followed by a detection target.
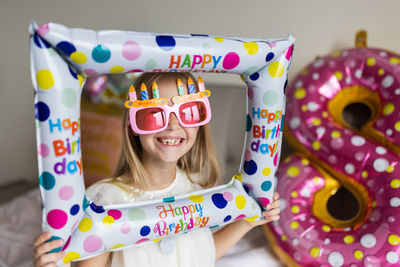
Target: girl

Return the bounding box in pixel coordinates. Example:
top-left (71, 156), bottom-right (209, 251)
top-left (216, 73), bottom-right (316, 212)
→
top-left (33, 72), bottom-right (281, 267)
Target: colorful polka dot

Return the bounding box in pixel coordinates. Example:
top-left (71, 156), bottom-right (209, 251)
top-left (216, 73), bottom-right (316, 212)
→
top-left (39, 172), bottom-right (55, 190)
top-left (140, 226), bottom-right (151, 236)
top-left (61, 88), bottom-right (77, 108)
top-left (70, 51), bottom-right (87, 64)
top-left (344, 235), bottom-right (355, 244)
top-left (90, 203), bottom-right (105, 213)
top-left (310, 247), bottom-right (320, 257)
top-left (243, 160), bottom-right (257, 175)
top-left (223, 52), bottom-right (240, 69)
top-left (257, 197), bottom-right (270, 207)
top-left (83, 235), bottom-right (102, 253)
top-left (56, 41), bottom-right (76, 56)
top-left (122, 41), bottom-right (141, 60)
top-left (121, 222), bottom-right (131, 234)
top-left (223, 192), bottom-right (234, 202)
top-left (389, 57), bottom-right (400, 64)
top-left (79, 217), bottom-right (93, 232)
top-left (261, 181), bottom-right (272, 192)
top-left (108, 210), bottom-right (122, 220)
top-left (103, 216), bottom-right (114, 226)
top-left (268, 61), bottom-right (284, 78)
top-left (38, 143), bottom-right (50, 157)
top-left (110, 65), bottom-right (124, 73)
top-left (263, 90), bottom-right (279, 106)
top-left (128, 209), bottom-right (146, 221)
top-left (47, 209), bottom-right (68, 229)
top-left (63, 252), bottom-right (81, 264)
top-left (249, 72), bottom-right (259, 81)
top-left (235, 195), bottom-right (246, 209)
top-left (59, 186), bottom-right (74, 200)
top-left (328, 251), bottom-right (344, 267)
top-left (91, 44), bottom-right (111, 63)
top-left (244, 42), bottom-right (258, 55)
top-left (189, 194), bottom-right (204, 203)
top-left (290, 221), bottom-right (299, 229)
top-left (214, 37), bottom-right (224, 42)
top-left (287, 166), bottom-right (300, 177)
top-left (266, 52), bottom-right (274, 62)
top-left (212, 193), bottom-right (228, 209)
top-left (388, 234), bottom-right (400, 245)
top-left (34, 34), bottom-right (51, 48)
top-left (37, 69), bottom-right (54, 90)
top-left (156, 36), bottom-right (176, 51)
top-left (223, 215), bottom-right (232, 222)
top-left (145, 59), bottom-right (158, 69)
top-left (353, 250), bottom-right (364, 260)
top-left (366, 57), bottom-right (376, 66)
top-left (294, 88), bottom-right (306, 99)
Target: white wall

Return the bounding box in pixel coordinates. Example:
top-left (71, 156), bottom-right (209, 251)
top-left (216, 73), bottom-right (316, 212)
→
top-left (1, 0), bottom-right (399, 184)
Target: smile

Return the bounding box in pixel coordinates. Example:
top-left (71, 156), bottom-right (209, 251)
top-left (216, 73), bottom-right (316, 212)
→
top-left (157, 138), bottom-right (183, 145)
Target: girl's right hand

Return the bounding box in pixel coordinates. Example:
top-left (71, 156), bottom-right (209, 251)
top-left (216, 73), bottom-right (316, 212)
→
top-left (33, 232), bottom-right (70, 267)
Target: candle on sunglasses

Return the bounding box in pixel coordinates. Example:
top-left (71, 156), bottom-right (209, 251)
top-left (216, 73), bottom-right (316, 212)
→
top-left (152, 81), bottom-right (160, 99)
top-left (198, 76), bottom-right (205, 92)
top-left (187, 77), bottom-right (196, 94)
top-left (141, 83), bottom-right (149, 100)
top-left (177, 78), bottom-right (185, 96)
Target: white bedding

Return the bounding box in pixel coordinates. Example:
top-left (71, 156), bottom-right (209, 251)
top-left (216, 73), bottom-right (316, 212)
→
top-left (0, 188), bottom-right (283, 267)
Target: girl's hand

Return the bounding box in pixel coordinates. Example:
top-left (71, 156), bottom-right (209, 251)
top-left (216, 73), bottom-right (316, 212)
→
top-left (33, 232), bottom-right (70, 267)
top-left (247, 192), bottom-right (281, 228)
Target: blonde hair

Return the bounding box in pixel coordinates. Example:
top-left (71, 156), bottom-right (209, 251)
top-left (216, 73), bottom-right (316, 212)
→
top-left (112, 72), bottom-right (221, 190)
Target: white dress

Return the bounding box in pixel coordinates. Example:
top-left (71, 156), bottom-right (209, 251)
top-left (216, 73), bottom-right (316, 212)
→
top-left (86, 168), bottom-right (216, 267)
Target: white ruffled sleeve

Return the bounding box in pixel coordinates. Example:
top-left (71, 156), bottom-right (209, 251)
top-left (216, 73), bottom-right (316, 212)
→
top-left (86, 182), bottom-right (130, 206)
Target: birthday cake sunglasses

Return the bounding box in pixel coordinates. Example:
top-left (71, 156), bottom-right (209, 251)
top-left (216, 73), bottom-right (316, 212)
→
top-left (124, 77), bottom-right (212, 134)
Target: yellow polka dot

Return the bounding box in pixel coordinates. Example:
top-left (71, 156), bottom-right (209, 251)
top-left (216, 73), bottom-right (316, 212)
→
top-left (110, 244), bottom-right (124, 250)
top-left (322, 111), bottom-right (328, 118)
top-left (214, 37), bottom-right (224, 42)
top-left (77, 74), bottom-right (84, 86)
top-left (235, 195), bottom-right (246, 209)
top-left (362, 171), bottom-right (368, 178)
top-left (290, 221), bottom-right (299, 229)
top-left (110, 65), bottom-right (124, 73)
top-left (63, 252), bottom-right (81, 264)
top-left (36, 69), bottom-right (54, 90)
top-left (70, 51), bottom-right (87, 64)
top-left (287, 166), bottom-right (300, 177)
top-left (281, 234), bottom-right (287, 241)
top-left (262, 168), bottom-right (271, 176)
top-left (291, 191), bottom-right (298, 198)
top-left (313, 177), bottom-right (322, 185)
top-left (301, 158), bottom-right (309, 165)
top-left (234, 173), bottom-right (243, 182)
top-left (79, 217), bottom-right (93, 232)
top-left (153, 237), bottom-right (164, 242)
top-left (312, 118), bottom-right (321, 126)
top-left (383, 103), bottom-right (395, 115)
top-left (353, 250), bottom-right (364, 260)
top-left (390, 179), bottom-right (400, 189)
top-left (330, 51), bottom-right (341, 57)
top-left (312, 141), bottom-right (321, 150)
top-left (301, 69), bottom-right (309, 75)
top-left (103, 215), bottom-right (115, 227)
top-left (291, 205), bottom-right (300, 214)
top-left (344, 235), bottom-right (355, 244)
top-left (189, 194), bottom-right (204, 203)
top-left (322, 225), bottom-right (331, 232)
top-left (331, 131), bottom-right (341, 138)
top-left (310, 247), bottom-right (320, 257)
top-left (372, 201), bottom-right (377, 208)
top-left (294, 88), bottom-right (306, 99)
top-left (243, 42), bottom-right (259, 55)
top-left (378, 68), bottom-right (385, 75)
top-left (244, 215), bottom-right (259, 222)
top-left (387, 165), bottom-right (394, 173)
top-left (388, 234), bottom-right (400, 245)
top-left (301, 105), bottom-right (308, 111)
top-left (268, 61), bottom-right (285, 78)
top-left (366, 57), bottom-right (376, 66)
top-left (334, 71), bottom-right (343, 80)
top-left (395, 121), bottom-right (400, 132)
top-left (389, 57), bottom-right (400, 64)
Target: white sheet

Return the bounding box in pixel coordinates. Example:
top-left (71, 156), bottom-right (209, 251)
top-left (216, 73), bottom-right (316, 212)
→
top-left (0, 188), bottom-right (283, 267)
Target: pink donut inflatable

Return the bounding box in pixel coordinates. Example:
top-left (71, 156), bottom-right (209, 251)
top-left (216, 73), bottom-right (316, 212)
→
top-left (265, 33), bottom-right (400, 266)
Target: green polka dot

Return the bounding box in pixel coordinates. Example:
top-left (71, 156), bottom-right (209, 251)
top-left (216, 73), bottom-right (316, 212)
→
top-left (128, 209), bottom-right (146, 221)
top-left (145, 59), bottom-right (158, 69)
top-left (202, 43), bottom-right (210, 50)
top-left (61, 88), bottom-right (77, 108)
top-left (243, 66), bottom-right (259, 76)
top-left (263, 90), bottom-right (279, 106)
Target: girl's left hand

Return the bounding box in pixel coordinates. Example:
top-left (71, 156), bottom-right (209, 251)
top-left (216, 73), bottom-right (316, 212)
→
top-left (248, 192), bottom-right (280, 227)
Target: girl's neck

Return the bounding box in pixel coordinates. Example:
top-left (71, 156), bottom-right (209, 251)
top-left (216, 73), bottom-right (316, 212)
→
top-left (141, 159), bottom-right (177, 191)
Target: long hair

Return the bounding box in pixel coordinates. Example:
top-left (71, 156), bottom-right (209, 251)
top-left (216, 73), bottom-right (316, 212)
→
top-left (112, 72), bottom-right (221, 190)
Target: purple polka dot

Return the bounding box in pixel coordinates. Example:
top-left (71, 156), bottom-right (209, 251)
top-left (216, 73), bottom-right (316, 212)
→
top-left (212, 193), bottom-right (228, 209)
top-left (223, 52), bottom-right (240, 69)
top-left (135, 238), bottom-right (150, 245)
top-left (244, 150), bottom-right (252, 161)
top-left (59, 186), bottom-right (74, 200)
top-left (83, 235), bottom-right (103, 253)
top-left (37, 24), bottom-right (50, 36)
top-left (234, 214), bottom-right (246, 221)
top-left (121, 223), bottom-right (131, 234)
top-left (38, 143), bottom-right (49, 157)
top-left (108, 210), bottom-right (122, 220)
top-left (257, 197), bottom-right (270, 207)
top-left (244, 160), bottom-right (257, 175)
top-left (122, 41), bottom-right (141, 60)
top-left (247, 87), bottom-right (254, 99)
top-left (223, 192), bottom-right (233, 202)
top-left (47, 209), bottom-right (68, 229)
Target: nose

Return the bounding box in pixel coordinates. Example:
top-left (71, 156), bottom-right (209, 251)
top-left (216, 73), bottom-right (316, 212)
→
top-left (167, 112), bottom-right (181, 130)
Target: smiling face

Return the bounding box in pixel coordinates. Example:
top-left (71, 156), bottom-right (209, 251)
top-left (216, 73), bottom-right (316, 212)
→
top-left (138, 76), bottom-right (199, 167)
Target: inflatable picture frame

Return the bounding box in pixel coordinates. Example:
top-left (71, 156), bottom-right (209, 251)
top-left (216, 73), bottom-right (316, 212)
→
top-left (29, 21), bottom-right (295, 264)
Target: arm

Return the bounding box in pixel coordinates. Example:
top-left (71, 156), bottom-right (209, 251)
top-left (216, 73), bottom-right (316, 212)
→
top-left (213, 192), bottom-right (280, 259)
top-left (75, 252), bottom-right (110, 267)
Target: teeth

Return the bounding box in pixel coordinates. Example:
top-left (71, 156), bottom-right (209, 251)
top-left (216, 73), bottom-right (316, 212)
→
top-left (160, 138), bottom-right (181, 145)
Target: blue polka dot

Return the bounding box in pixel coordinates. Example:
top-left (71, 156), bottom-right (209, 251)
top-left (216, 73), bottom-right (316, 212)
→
top-left (266, 52), bottom-right (274, 62)
top-left (90, 203), bottom-right (105, 213)
top-left (140, 226), bottom-right (151, 236)
top-left (47, 236), bottom-right (62, 253)
top-left (34, 34), bottom-right (51, 48)
top-left (250, 72), bottom-right (259, 81)
top-left (70, 204), bottom-right (80, 215)
top-left (212, 193), bottom-right (228, 209)
top-left (156, 36), bottom-right (176, 51)
top-left (68, 66), bottom-right (78, 79)
top-left (35, 102), bottom-right (50, 122)
top-left (244, 160), bottom-right (257, 175)
top-left (83, 195), bottom-right (90, 211)
top-left (56, 41), bottom-right (76, 56)
top-left (223, 215), bottom-right (232, 222)
top-left (242, 184), bottom-right (250, 194)
top-left (92, 44), bottom-right (111, 63)
top-left (209, 225), bottom-right (219, 229)
top-left (281, 114), bottom-right (285, 130)
top-left (191, 34), bottom-right (209, 37)
top-left (39, 172), bottom-right (55, 190)
top-left (246, 115), bottom-right (252, 131)
top-left (261, 181), bottom-right (272, 191)
top-left (284, 78), bottom-right (288, 92)
top-left (163, 197), bottom-right (175, 202)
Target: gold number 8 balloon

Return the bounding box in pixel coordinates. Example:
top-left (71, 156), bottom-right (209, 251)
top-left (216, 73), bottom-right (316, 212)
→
top-left (29, 21), bottom-right (295, 264)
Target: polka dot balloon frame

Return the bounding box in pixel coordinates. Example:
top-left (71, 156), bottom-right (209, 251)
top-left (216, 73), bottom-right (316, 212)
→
top-left (29, 22), bottom-right (295, 264)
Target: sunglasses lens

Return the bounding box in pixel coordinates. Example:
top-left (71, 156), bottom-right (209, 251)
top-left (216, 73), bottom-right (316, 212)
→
top-left (136, 108), bottom-right (166, 131)
top-left (179, 101), bottom-right (207, 125)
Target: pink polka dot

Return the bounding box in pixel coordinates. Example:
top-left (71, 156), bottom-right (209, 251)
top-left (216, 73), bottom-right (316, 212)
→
top-left (245, 183), bottom-right (254, 190)
top-left (122, 41), bottom-right (141, 60)
top-left (128, 69), bottom-right (144, 73)
top-left (62, 236), bottom-right (71, 251)
top-left (58, 186), bottom-right (74, 201)
top-left (355, 151), bottom-right (365, 161)
top-left (223, 192), bottom-right (234, 202)
top-left (245, 150), bottom-right (252, 161)
top-left (84, 69), bottom-right (97, 76)
top-left (83, 235), bottom-right (103, 253)
top-left (274, 153), bottom-right (278, 166)
top-left (37, 24), bottom-right (49, 36)
top-left (47, 209), bottom-right (68, 229)
top-left (257, 197), bottom-right (270, 207)
top-left (135, 238), bottom-right (150, 245)
top-left (121, 222), bottom-right (131, 234)
top-left (108, 210), bottom-right (122, 220)
top-left (330, 138), bottom-right (344, 149)
top-left (223, 52), bottom-right (240, 69)
top-left (234, 214), bottom-right (246, 221)
top-left (38, 144), bottom-right (49, 157)
top-left (247, 88), bottom-right (254, 99)
top-left (285, 45), bottom-right (294, 60)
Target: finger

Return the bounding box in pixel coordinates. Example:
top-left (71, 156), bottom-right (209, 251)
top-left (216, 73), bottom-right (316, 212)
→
top-left (34, 239), bottom-right (64, 259)
top-left (34, 251), bottom-right (65, 267)
top-left (266, 215), bottom-right (280, 222)
top-left (273, 192), bottom-right (280, 201)
top-left (33, 232), bottom-right (51, 247)
top-left (268, 200), bottom-right (280, 209)
top-left (263, 208), bottom-right (280, 217)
